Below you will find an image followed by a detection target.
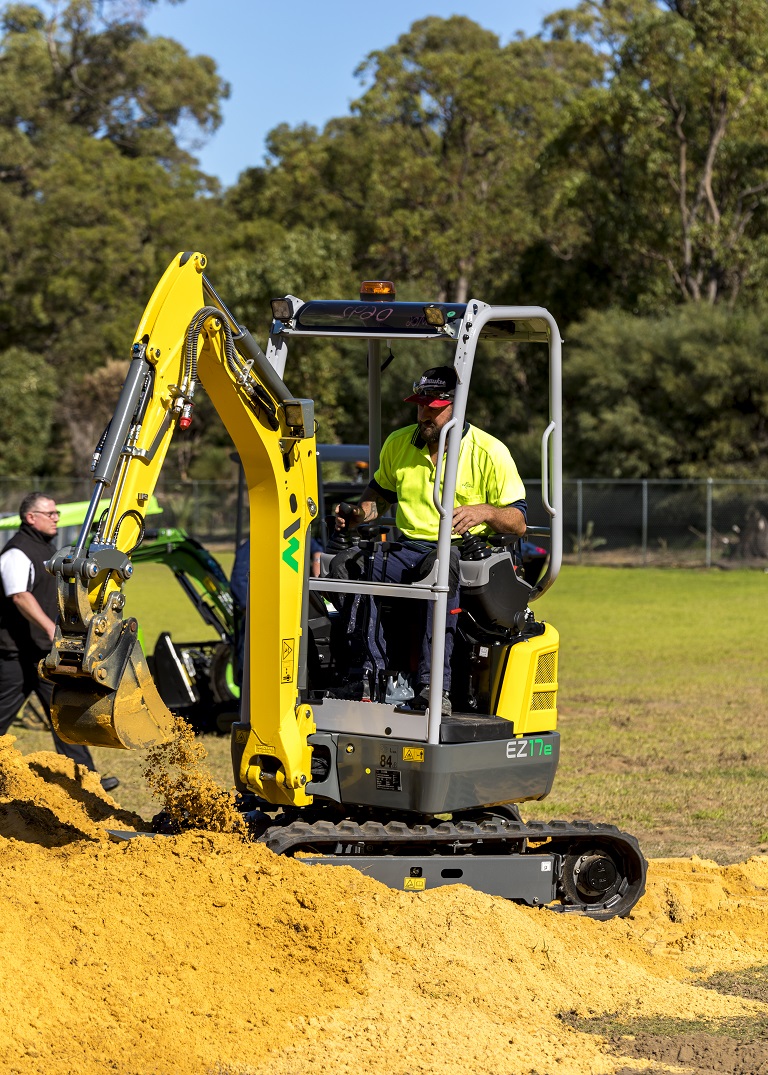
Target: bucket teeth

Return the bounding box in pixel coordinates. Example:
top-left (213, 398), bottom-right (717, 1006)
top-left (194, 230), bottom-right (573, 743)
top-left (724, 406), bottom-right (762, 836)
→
top-left (50, 636), bottom-right (174, 750)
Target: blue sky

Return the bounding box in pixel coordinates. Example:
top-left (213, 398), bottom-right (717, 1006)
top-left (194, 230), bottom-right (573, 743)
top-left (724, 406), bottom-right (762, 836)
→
top-left (144, 0), bottom-right (579, 188)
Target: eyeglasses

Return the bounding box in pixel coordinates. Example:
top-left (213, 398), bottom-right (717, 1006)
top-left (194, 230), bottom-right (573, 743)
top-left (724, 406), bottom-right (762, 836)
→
top-left (32, 510), bottom-right (60, 520)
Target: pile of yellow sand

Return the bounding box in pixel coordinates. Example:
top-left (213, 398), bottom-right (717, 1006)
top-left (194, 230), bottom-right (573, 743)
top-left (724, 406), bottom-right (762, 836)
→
top-left (1, 735), bottom-right (766, 1075)
top-left (0, 733), bottom-right (142, 844)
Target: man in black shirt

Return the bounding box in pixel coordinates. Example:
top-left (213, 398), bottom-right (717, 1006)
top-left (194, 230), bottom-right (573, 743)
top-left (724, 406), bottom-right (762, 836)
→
top-left (0, 492), bottom-right (119, 792)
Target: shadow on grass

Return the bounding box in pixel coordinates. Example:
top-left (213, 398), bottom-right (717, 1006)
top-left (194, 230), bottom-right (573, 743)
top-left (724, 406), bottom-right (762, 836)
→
top-left (698, 964), bottom-right (768, 1005)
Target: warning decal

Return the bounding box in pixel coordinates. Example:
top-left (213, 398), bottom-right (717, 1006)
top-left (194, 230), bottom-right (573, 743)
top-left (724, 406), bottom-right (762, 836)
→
top-left (404, 877), bottom-right (426, 891)
top-left (281, 638), bottom-right (295, 683)
top-left (402, 746), bottom-right (424, 763)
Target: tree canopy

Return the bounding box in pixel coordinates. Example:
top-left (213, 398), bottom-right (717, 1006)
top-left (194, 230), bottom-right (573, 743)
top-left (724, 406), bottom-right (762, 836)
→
top-left (0, 0), bottom-right (228, 473)
top-left (3, 0), bottom-right (768, 482)
top-left (543, 0), bottom-right (768, 310)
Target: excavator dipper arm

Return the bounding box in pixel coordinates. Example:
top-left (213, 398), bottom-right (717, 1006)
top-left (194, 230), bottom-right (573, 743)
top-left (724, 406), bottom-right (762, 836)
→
top-left (42, 252), bottom-right (318, 807)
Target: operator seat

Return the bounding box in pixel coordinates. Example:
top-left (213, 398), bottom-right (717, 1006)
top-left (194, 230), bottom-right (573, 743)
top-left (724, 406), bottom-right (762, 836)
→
top-left (415, 545), bottom-right (532, 631)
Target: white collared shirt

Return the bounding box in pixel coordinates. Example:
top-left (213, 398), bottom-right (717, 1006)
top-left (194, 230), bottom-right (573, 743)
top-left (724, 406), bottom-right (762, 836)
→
top-left (0, 547), bottom-right (34, 596)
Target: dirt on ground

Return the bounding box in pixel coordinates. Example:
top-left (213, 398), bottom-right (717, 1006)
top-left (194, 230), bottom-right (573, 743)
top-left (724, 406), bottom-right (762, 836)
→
top-left (1, 732), bottom-right (767, 1075)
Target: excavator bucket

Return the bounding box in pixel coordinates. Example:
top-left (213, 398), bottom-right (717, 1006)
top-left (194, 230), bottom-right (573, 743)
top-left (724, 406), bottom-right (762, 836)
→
top-left (49, 635), bottom-right (175, 750)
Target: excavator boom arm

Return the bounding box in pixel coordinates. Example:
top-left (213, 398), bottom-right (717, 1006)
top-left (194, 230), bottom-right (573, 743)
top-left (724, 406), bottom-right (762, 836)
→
top-left (42, 252), bottom-right (318, 806)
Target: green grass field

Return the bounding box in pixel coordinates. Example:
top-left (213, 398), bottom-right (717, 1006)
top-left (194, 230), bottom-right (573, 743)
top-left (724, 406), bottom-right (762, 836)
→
top-left (11, 564), bottom-right (768, 862)
top-left (528, 567), bottom-right (768, 861)
top-left (127, 549), bottom-right (235, 654)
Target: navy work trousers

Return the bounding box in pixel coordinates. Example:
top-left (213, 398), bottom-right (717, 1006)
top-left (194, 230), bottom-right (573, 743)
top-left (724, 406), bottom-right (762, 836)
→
top-left (0, 649), bottom-right (97, 771)
top-left (362, 544), bottom-right (460, 693)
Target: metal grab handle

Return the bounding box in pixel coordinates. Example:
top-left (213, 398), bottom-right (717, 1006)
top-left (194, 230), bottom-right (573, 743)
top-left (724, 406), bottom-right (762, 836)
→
top-left (541, 421), bottom-right (557, 517)
top-left (432, 417), bottom-right (457, 517)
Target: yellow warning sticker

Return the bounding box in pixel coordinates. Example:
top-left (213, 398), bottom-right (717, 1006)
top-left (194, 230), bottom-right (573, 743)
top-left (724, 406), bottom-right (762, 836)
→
top-left (281, 638), bottom-right (295, 683)
top-left (404, 877), bottom-right (426, 891)
top-left (402, 746), bottom-right (425, 763)
top-left (235, 729), bottom-right (249, 744)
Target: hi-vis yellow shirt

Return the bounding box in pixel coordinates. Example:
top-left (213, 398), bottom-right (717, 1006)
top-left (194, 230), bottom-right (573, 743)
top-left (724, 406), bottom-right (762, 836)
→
top-left (372, 423), bottom-right (526, 542)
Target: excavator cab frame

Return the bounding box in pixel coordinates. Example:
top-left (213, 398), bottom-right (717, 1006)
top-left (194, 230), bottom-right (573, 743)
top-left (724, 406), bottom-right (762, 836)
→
top-left (271, 295), bottom-right (563, 739)
top-left (225, 289), bottom-right (567, 819)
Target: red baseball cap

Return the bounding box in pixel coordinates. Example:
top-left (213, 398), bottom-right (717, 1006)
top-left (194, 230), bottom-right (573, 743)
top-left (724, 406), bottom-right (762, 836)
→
top-left (403, 366), bottom-right (457, 407)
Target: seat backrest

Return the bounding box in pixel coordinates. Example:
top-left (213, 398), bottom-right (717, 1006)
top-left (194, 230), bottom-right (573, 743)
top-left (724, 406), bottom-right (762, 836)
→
top-left (458, 550), bottom-right (532, 628)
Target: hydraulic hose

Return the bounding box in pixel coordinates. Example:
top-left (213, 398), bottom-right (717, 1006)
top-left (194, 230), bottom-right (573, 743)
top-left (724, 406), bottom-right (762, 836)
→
top-left (185, 306), bottom-right (280, 430)
top-left (202, 274), bottom-right (297, 406)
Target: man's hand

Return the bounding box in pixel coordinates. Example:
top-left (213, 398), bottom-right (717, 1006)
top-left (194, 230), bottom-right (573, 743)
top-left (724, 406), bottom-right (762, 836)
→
top-left (333, 485), bottom-right (383, 532)
top-left (452, 503), bottom-right (526, 537)
top-left (452, 503), bottom-right (491, 535)
top-left (333, 502), bottom-right (364, 531)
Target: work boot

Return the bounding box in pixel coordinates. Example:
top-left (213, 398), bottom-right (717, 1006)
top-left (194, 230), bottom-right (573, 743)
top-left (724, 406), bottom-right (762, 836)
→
top-left (326, 678), bottom-right (372, 702)
top-left (410, 685), bottom-right (452, 717)
top-left (100, 776), bottom-right (120, 793)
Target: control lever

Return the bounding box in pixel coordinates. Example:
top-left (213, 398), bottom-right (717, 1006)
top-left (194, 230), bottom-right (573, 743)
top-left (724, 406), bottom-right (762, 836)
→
top-left (356, 523), bottom-right (391, 582)
top-left (357, 522), bottom-right (391, 540)
top-left (326, 501), bottom-right (358, 551)
top-left (459, 530), bottom-right (493, 561)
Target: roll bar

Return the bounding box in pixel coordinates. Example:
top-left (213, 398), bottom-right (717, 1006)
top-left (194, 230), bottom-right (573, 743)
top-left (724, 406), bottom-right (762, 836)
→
top-left (298, 299), bottom-right (563, 745)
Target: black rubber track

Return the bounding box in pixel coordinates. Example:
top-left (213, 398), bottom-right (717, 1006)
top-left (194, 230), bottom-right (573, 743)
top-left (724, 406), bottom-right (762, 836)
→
top-left (257, 816), bottom-right (647, 920)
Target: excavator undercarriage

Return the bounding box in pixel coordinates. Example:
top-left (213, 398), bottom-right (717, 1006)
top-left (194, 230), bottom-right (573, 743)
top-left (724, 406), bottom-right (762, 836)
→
top-left (256, 816), bottom-right (646, 920)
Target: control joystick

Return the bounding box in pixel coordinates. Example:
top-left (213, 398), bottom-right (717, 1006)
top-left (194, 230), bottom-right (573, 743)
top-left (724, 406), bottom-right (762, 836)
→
top-left (326, 502), bottom-right (358, 551)
top-left (460, 530), bottom-right (493, 561)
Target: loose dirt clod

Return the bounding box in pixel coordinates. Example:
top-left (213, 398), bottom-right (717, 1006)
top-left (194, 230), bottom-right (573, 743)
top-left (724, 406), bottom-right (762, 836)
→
top-left (1, 739), bottom-right (767, 1075)
top-left (142, 716), bottom-right (247, 835)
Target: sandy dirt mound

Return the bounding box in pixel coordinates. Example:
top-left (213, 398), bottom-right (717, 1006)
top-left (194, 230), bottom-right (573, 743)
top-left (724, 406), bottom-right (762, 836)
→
top-left (0, 734), bottom-right (143, 844)
top-left (1, 739), bottom-right (767, 1075)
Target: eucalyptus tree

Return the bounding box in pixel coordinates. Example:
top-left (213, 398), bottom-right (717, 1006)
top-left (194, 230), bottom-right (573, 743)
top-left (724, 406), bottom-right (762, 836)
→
top-left (0, 1), bottom-right (229, 473)
top-left (242, 16), bottom-right (599, 304)
top-left (544, 0), bottom-right (768, 309)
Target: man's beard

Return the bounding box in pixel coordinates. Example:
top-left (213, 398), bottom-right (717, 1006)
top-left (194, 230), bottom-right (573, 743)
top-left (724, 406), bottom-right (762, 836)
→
top-left (419, 419), bottom-right (440, 444)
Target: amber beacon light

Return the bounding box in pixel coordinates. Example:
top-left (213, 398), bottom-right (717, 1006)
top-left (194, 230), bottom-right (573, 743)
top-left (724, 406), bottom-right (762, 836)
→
top-left (359, 280), bottom-right (396, 301)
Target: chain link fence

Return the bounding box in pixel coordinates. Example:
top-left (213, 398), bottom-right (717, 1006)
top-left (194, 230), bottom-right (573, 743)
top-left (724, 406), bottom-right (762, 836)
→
top-left (525, 479), bottom-right (768, 567)
top-left (0, 478), bottom-right (246, 552)
top-left (2, 476), bottom-right (768, 566)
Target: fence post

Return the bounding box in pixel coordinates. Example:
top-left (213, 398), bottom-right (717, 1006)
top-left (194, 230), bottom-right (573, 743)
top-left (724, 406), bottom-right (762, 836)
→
top-left (577, 479), bottom-right (583, 564)
top-left (706, 477), bottom-right (713, 568)
top-left (642, 480), bottom-right (648, 565)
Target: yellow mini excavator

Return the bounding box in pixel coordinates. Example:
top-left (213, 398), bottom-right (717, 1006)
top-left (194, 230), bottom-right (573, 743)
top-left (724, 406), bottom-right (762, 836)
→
top-left (42, 252), bottom-right (646, 918)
